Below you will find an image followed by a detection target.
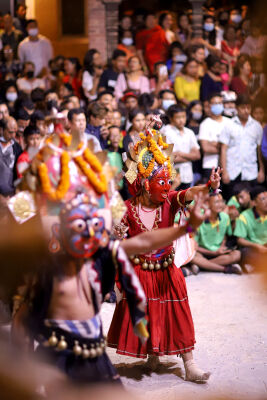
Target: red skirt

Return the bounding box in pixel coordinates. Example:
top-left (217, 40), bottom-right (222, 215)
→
top-left (108, 263), bottom-right (195, 358)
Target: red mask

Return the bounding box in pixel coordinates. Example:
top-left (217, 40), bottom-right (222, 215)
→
top-left (147, 168), bottom-right (171, 204)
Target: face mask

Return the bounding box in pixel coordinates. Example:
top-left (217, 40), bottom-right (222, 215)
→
top-left (192, 111), bottom-right (202, 121)
top-left (224, 107), bottom-right (237, 117)
top-left (211, 103), bottom-right (224, 116)
top-left (28, 28), bottom-right (39, 37)
top-left (230, 15), bottom-right (242, 24)
top-left (122, 38), bottom-right (133, 46)
top-left (162, 99), bottom-right (175, 111)
top-left (6, 92), bottom-right (18, 102)
top-left (175, 54), bottom-right (187, 62)
top-left (204, 23), bottom-right (214, 32)
top-left (26, 70), bottom-right (34, 79)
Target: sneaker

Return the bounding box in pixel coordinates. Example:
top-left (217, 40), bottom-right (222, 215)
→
top-left (243, 263), bottom-right (254, 274)
top-left (190, 264), bottom-right (200, 275)
top-left (224, 264), bottom-right (242, 275)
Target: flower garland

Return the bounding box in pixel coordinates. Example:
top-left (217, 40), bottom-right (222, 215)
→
top-left (38, 151), bottom-right (70, 201)
top-left (138, 158), bottom-right (155, 178)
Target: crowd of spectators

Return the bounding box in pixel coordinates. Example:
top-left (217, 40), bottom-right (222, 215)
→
top-left (0, 3), bottom-right (267, 274)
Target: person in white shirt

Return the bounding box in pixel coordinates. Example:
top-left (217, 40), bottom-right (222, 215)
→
top-left (198, 93), bottom-right (230, 178)
top-left (18, 19), bottom-right (53, 76)
top-left (16, 61), bottom-right (45, 94)
top-left (219, 94), bottom-right (264, 200)
top-left (162, 105), bottom-right (200, 189)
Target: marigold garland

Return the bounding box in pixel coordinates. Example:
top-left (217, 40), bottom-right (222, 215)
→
top-left (138, 159), bottom-right (155, 178)
top-left (74, 155), bottom-right (107, 193)
top-left (38, 151), bottom-right (70, 201)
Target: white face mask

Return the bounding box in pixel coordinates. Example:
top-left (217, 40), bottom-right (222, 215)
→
top-left (122, 38), bottom-right (133, 46)
top-left (28, 28), bottom-right (39, 37)
top-left (230, 15), bottom-right (242, 24)
top-left (6, 92), bottom-right (18, 102)
top-left (175, 54), bottom-right (187, 63)
top-left (192, 111), bottom-right (202, 121)
top-left (162, 99), bottom-right (175, 111)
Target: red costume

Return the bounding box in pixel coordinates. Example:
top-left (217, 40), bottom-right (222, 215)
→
top-left (108, 189), bottom-right (195, 358)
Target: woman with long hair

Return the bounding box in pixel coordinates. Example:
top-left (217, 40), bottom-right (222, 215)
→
top-left (63, 57), bottom-right (82, 98)
top-left (82, 49), bottom-right (103, 101)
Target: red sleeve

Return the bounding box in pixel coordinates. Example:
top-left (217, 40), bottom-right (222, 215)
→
top-left (168, 189), bottom-right (190, 214)
top-left (16, 151), bottom-right (30, 179)
top-left (135, 30), bottom-right (146, 50)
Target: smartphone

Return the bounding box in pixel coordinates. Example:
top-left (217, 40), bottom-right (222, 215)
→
top-left (159, 65), bottom-right (168, 76)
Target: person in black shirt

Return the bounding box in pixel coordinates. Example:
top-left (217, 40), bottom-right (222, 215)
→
top-left (98, 49), bottom-right (127, 94)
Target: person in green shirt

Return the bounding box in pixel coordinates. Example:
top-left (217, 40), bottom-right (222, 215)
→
top-left (191, 193), bottom-right (242, 274)
top-left (107, 125), bottom-right (124, 191)
top-left (234, 186), bottom-right (267, 266)
top-left (227, 182), bottom-right (251, 213)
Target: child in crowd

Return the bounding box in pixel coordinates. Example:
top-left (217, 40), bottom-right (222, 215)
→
top-left (16, 125), bottom-right (41, 178)
top-left (162, 104), bottom-right (200, 189)
top-left (191, 193), bottom-right (242, 274)
top-left (107, 125), bottom-right (124, 191)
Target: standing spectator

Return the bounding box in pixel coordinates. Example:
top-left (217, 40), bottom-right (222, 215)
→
top-left (174, 58), bottom-right (201, 106)
top-left (82, 49), bottom-right (103, 101)
top-left (166, 41), bottom-right (187, 83)
top-left (220, 94), bottom-right (264, 200)
top-left (107, 125), bottom-right (124, 191)
top-left (4, 82), bottom-right (18, 116)
top-left (17, 61), bottom-right (45, 94)
top-left (0, 117), bottom-right (22, 195)
top-left (162, 104), bottom-right (200, 189)
top-left (1, 14), bottom-right (23, 58)
top-left (191, 193), bottom-right (242, 274)
top-left (13, 3), bottom-right (28, 37)
top-left (136, 13), bottom-right (169, 75)
top-left (0, 102), bottom-right (10, 121)
top-left (221, 25), bottom-right (240, 65)
top-left (150, 61), bottom-right (172, 95)
top-left (117, 30), bottom-right (136, 63)
top-left (230, 56), bottom-right (251, 96)
top-left (199, 93), bottom-right (229, 178)
top-left (159, 12), bottom-right (175, 44)
top-left (158, 89), bottom-right (177, 112)
top-left (234, 186), bottom-right (267, 268)
top-left (86, 102), bottom-right (108, 150)
top-left (99, 49), bottom-right (127, 94)
top-left (240, 23), bottom-right (267, 59)
top-left (123, 109), bottom-right (145, 152)
top-left (176, 13), bottom-right (192, 48)
top-left (114, 56), bottom-right (150, 101)
top-left (201, 15), bottom-right (221, 55)
top-left (0, 44), bottom-right (22, 81)
top-left (30, 110), bottom-right (48, 138)
top-left (186, 100), bottom-right (203, 183)
top-left (16, 108), bottom-right (30, 148)
top-left (222, 90), bottom-right (237, 118)
top-left (63, 57), bottom-right (82, 98)
top-left (189, 44), bottom-right (206, 77)
top-left (200, 55), bottom-right (223, 101)
top-left (18, 19), bottom-right (53, 76)
top-left (16, 125), bottom-right (41, 178)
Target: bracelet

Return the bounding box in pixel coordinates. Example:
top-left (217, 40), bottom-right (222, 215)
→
top-left (206, 180), bottom-right (221, 194)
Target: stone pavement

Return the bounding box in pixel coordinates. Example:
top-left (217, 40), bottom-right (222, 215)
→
top-left (100, 273), bottom-right (267, 400)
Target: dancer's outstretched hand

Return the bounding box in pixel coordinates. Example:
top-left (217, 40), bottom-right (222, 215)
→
top-left (187, 192), bottom-right (210, 230)
top-left (209, 166), bottom-right (222, 189)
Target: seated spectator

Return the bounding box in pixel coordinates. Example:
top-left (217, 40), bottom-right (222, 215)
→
top-left (82, 49), bottom-right (103, 101)
top-left (0, 116), bottom-right (22, 195)
top-left (18, 19), bottom-right (53, 76)
top-left (16, 125), bottom-right (41, 178)
top-left (107, 125), bottom-right (124, 191)
top-left (199, 92), bottom-right (229, 178)
top-left (0, 44), bottom-right (22, 81)
top-left (99, 49), bottom-right (127, 94)
top-left (138, 93), bottom-right (157, 114)
top-left (220, 61), bottom-right (232, 91)
top-left (86, 102), bottom-right (108, 150)
top-left (227, 182), bottom-right (251, 214)
top-left (97, 91), bottom-right (116, 112)
top-left (162, 104), bottom-right (200, 189)
top-left (150, 61), bottom-right (172, 95)
top-left (57, 82), bottom-right (73, 104)
top-left (63, 57), bottom-right (82, 98)
top-left (240, 23), bottom-right (267, 59)
top-left (1, 13), bottom-right (23, 58)
top-left (136, 12), bottom-right (169, 75)
top-left (158, 89), bottom-right (177, 112)
top-left (200, 54), bottom-right (223, 101)
top-left (114, 55), bottom-right (150, 101)
top-left (189, 44), bottom-right (206, 77)
top-left (111, 109), bottom-right (122, 128)
top-left (251, 103), bottom-right (266, 127)
top-left (117, 30), bottom-right (136, 62)
top-left (186, 100), bottom-right (203, 183)
top-left (234, 186), bottom-right (267, 269)
top-left (0, 102), bottom-right (10, 121)
top-left (191, 193), bottom-right (242, 274)
top-left (221, 25), bottom-right (240, 65)
top-left (123, 109), bottom-right (145, 152)
top-left (230, 56), bottom-right (251, 97)
top-left (174, 58), bottom-right (201, 106)
top-left (17, 61), bottom-right (45, 94)
top-left (159, 12), bottom-right (175, 44)
top-left (166, 41), bottom-right (187, 83)
top-left (220, 94), bottom-right (264, 200)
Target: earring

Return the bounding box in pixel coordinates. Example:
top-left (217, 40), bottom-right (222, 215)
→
top-left (48, 237), bottom-right (61, 253)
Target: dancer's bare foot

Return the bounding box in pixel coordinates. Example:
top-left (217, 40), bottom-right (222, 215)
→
top-left (184, 360), bottom-right (211, 382)
top-left (146, 355), bottom-right (160, 371)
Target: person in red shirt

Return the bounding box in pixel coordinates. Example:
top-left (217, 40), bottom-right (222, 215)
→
top-left (136, 13), bottom-right (169, 75)
top-left (63, 57), bottom-right (82, 98)
top-left (16, 125), bottom-right (41, 179)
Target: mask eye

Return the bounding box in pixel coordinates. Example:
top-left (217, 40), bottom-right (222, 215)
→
top-left (70, 219), bottom-right (86, 233)
top-left (158, 179), bottom-right (165, 186)
top-left (91, 217), bottom-right (104, 232)
top-left (168, 179), bottom-right (172, 185)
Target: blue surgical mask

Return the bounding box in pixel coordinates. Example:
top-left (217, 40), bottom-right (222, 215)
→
top-left (192, 111), bottom-right (202, 121)
top-left (211, 103), bottom-right (224, 116)
top-left (162, 99), bottom-right (175, 111)
top-left (230, 15), bottom-right (242, 24)
top-left (204, 23), bottom-right (214, 32)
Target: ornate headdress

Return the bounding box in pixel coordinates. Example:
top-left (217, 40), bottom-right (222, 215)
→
top-left (124, 115), bottom-right (176, 187)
